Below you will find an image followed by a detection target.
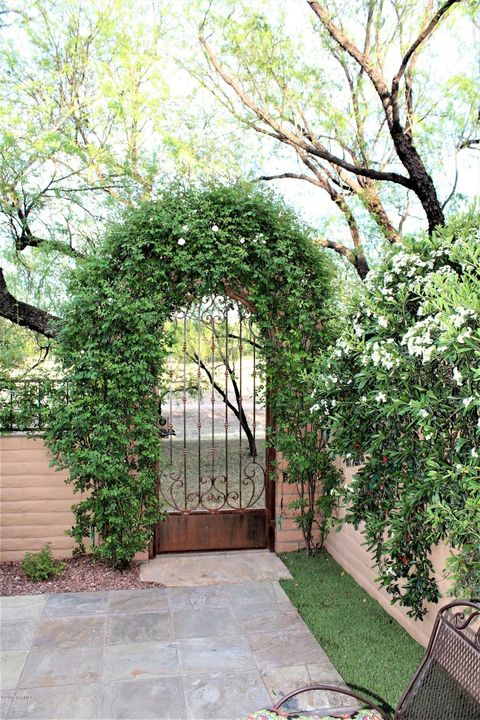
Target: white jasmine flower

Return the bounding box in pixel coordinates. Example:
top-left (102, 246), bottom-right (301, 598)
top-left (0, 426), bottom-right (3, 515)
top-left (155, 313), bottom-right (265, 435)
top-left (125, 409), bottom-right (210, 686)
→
top-left (424, 433), bottom-right (433, 440)
top-left (239, 238), bottom-right (245, 244)
top-left (378, 316), bottom-right (389, 328)
top-left (457, 328), bottom-right (472, 344)
top-left (422, 346), bottom-right (435, 363)
top-left (211, 224), bottom-right (219, 232)
top-left (463, 397), bottom-right (474, 408)
top-left (456, 463), bottom-right (463, 471)
top-left (419, 409), bottom-right (429, 419)
top-left (453, 367), bottom-right (463, 386)
top-left (177, 237), bottom-right (186, 246)
top-left (360, 396), bottom-right (367, 403)
top-left (376, 392), bottom-right (387, 403)
top-left (182, 224), bottom-right (189, 231)
top-left (471, 448), bottom-right (478, 459)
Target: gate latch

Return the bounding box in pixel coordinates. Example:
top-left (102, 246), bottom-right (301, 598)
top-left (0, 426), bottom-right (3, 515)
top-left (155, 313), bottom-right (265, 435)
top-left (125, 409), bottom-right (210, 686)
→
top-left (158, 414), bottom-right (176, 438)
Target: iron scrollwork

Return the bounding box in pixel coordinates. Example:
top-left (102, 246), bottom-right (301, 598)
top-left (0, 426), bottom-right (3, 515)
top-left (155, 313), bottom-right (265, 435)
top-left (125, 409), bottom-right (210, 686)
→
top-left (158, 294), bottom-right (267, 513)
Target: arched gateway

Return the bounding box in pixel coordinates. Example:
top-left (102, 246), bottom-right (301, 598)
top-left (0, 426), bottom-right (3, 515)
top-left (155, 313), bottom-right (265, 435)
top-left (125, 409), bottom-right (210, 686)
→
top-left (46, 185), bottom-right (333, 566)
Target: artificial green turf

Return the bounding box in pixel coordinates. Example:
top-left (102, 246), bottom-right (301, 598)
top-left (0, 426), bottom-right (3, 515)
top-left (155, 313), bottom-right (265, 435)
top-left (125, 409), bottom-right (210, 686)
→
top-left (279, 550), bottom-right (425, 712)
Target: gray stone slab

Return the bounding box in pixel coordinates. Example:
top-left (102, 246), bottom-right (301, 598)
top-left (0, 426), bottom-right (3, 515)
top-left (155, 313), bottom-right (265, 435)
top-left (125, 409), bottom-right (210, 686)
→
top-left (0, 651), bottom-right (28, 691)
top-left (1, 694), bottom-right (13, 717)
top-left (101, 677), bottom-right (187, 719)
top-left (260, 664), bottom-right (311, 704)
top-left (261, 663), bottom-right (352, 714)
top-left (173, 607), bottom-right (240, 640)
top-left (235, 604), bottom-right (304, 635)
top-left (0, 693), bottom-right (12, 720)
top-left (105, 611), bottom-right (172, 645)
top-left (0, 620), bottom-right (38, 651)
top-left (108, 588), bottom-right (169, 615)
top-left (140, 550), bottom-right (292, 586)
top-left (0, 596), bottom-right (46, 622)
top-left (7, 684), bottom-right (99, 719)
top-left (167, 586), bottom-right (230, 611)
top-left (18, 645), bottom-right (102, 688)
top-left (183, 669), bottom-right (271, 720)
top-left (307, 662), bottom-right (345, 686)
top-left (33, 615), bottom-right (106, 649)
top-left (248, 627), bottom-right (329, 670)
top-left (177, 636), bottom-right (256, 674)
top-left (43, 591), bottom-right (108, 617)
top-left (102, 641), bottom-right (179, 683)
top-left (226, 581), bottom-right (292, 610)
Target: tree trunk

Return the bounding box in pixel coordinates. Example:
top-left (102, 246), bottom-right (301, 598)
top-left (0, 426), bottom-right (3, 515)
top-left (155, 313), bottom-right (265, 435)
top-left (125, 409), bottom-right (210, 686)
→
top-left (390, 122), bottom-right (445, 232)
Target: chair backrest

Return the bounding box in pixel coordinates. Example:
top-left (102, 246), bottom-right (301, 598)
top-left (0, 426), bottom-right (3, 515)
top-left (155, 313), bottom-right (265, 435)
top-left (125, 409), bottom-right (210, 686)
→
top-left (395, 600), bottom-right (480, 720)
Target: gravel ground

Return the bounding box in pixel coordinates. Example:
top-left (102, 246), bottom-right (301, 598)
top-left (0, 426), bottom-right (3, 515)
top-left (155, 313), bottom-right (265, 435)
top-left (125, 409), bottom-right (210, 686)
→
top-left (0, 554), bottom-right (162, 596)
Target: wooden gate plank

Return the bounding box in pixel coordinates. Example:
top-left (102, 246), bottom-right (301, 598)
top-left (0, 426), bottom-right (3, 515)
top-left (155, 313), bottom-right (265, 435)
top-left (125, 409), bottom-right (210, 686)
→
top-left (157, 509), bottom-right (267, 553)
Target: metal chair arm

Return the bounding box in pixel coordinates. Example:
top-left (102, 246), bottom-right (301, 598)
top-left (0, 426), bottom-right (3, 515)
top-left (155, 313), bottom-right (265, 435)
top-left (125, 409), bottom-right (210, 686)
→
top-left (270, 683), bottom-right (390, 720)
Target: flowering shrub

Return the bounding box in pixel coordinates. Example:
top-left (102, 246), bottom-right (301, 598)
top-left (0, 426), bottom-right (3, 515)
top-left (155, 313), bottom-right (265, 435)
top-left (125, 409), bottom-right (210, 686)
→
top-left (313, 213), bottom-right (480, 618)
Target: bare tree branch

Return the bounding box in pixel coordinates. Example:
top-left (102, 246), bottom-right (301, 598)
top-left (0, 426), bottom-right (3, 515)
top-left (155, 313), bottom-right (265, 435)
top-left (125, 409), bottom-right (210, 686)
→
top-left (0, 269), bottom-right (60, 338)
top-left (392, 0), bottom-right (461, 99)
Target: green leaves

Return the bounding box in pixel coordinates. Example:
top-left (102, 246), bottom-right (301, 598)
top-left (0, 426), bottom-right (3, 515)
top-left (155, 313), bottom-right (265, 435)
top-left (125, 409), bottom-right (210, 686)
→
top-left (40, 182), bottom-right (334, 567)
top-left (314, 213), bottom-right (480, 618)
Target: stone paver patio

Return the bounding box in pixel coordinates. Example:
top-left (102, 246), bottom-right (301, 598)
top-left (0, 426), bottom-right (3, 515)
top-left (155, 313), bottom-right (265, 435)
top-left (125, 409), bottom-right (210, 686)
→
top-left (1, 554), bottom-right (346, 720)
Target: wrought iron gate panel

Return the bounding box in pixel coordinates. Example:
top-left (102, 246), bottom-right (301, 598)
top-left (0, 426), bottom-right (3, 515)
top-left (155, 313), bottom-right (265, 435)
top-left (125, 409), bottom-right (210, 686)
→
top-left (156, 294), bottom-right (269, 553)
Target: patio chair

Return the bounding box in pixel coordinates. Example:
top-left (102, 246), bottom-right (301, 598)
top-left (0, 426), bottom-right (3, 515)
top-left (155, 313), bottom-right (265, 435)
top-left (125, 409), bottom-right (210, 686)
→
top-left (244, 600), bottom-right (480, 720)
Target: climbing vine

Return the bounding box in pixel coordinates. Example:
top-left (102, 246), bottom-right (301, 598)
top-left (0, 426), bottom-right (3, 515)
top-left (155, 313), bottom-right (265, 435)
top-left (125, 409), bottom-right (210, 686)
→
top-left (313, 213), bottom-right (480, 618)
top-left (44, 183), bottom-right (335, 567)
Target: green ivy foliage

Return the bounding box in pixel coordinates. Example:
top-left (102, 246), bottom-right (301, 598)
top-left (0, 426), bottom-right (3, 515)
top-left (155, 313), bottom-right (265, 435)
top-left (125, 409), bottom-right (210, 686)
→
top-left (44, 183), bottom-right (335, 567)
top-left (313, 212), bottom-right (480, 618)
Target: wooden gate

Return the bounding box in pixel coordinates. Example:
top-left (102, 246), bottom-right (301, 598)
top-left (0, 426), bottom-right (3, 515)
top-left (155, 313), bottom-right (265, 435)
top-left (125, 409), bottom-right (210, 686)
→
top-left (154, 294), bottom-right (274, 554)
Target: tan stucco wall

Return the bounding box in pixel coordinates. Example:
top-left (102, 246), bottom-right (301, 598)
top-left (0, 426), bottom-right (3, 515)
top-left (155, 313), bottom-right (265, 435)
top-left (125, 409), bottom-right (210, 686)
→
top-left (0, 434), bottom-right (76, 561)
top-left (0, 435), bottom-right (149, 563)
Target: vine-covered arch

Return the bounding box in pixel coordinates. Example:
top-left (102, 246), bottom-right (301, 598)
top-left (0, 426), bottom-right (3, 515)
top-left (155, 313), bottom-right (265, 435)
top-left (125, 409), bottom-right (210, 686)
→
top-left (46, 184), bottom-right (334, 566)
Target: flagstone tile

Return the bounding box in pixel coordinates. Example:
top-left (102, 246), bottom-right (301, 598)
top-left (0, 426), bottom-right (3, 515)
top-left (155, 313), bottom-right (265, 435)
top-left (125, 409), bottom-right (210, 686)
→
top-left (102, 641), bottom-right (179, 683)
top-left (105, 611), bottom-right (173, 645)
top-left (177, 636), bottom-right (256, 674)
top-left (43, 591), bottom-right (108, 618)
top-left (236, 604), bottom-right (304, 635)
top-left (107, 588), bottom-right (169, 615)
top-left (0, 620), bottom-right (38, 651)
top-left (0, 596), bottom-right (46, 622)
top-left (7, 684), bottom-right (99, 719)
top-left (33, 615), bottom-right (106, 649)
top-left (100, 677), bottom-right (186, 720)
top-left (17, 645), bottom-right (102, 688)
top-left (248, 627), bottom-right (329, 670)
top-left (172, 606), bottom-right (240, 640)
top-left (0, 651), bottom-right (28, 691)
top-left (183, 669), bottom-right (271, 720)
top-left (167, 586), bottom-right (230, 611)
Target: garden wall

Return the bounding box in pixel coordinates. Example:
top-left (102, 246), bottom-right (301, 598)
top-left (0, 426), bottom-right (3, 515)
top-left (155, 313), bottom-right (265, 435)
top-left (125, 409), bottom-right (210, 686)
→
top-left (0, 435), bottom-right (150, 563)
top-left (0, 434), bottom-right (76, 561)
